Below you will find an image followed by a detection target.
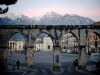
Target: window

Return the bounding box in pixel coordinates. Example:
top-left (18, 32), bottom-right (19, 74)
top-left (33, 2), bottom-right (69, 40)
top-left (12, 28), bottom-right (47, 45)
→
top-left (48, 45), bottom-right (50, 49)
top-left (97, 41), bottom-right (100, 45)
top-left (93, 35), bottom-right (95, 39)
top-left (13, 42), bottom-right (14, 45)
top-left (87, 42), bottom-right (89, 45)
top-left (10, 42), bottom-right (12, 45)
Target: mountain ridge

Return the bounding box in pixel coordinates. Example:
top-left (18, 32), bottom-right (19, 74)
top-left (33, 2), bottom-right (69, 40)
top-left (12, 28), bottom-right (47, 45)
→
top-left (0, 11), bottom-right (95, 25)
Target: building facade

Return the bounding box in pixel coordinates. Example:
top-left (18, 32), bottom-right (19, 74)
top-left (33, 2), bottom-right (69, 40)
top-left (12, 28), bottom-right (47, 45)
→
top-left (61, 33), bottom-right (78, 53)
top-left (86, 32), bottom-right (100, 53)
top-left (34, 40), bottom-right (44, 51)
top-left (86, 21), bottom-right (100, 53)
top-left (34, 34), bottom-right (53, 51)
top-left (8, 39), bottom-right (25, 52)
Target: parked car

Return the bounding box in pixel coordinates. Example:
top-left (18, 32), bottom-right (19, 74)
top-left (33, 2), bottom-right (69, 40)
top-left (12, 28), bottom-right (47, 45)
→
top-left (61, 49), bottom-right (67, 53)
top-left (90, 53), bottom-right (100, 63)
top-left (67, 49), bottom-right (72, 53)
top-left (90, 53), bottom-right (100, 68)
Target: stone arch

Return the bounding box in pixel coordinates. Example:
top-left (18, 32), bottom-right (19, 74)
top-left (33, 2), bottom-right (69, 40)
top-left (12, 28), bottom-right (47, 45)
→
top-left (59, 31), bottom-right (79, 46)
top-left (9, 31), bottom-right (26, 40)
top-left (34, 31), bottom-right (54, 46)
top-left (69, 32), bottom-right (79, 44)
top-left (0, 30), bottom-right (28, 71)
top-left (6, 30), bottom-right (27, 50)
top-left (88, 29), bottom-right (100, 38)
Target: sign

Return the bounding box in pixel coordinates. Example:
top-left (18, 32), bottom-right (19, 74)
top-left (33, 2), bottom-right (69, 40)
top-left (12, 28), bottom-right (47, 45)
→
top-left (56, 55), bottom-right (59, 62)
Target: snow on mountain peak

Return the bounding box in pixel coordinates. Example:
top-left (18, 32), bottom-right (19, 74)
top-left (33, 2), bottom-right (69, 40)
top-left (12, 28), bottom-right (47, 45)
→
top-left (43, 11), bottom-right (59, 18)
top-left (0, 11), bottom-right (95, 25)
top-left (47, 11), bottom-right (56, 14)
top-left (0, 13), bottom-right (23, 20)
top-left (33, 16), bottom-right (42, 22)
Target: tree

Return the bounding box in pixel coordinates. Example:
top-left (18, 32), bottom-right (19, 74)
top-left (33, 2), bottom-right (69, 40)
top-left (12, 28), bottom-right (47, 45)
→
top-left (0, 0), bottom-right (18, 14)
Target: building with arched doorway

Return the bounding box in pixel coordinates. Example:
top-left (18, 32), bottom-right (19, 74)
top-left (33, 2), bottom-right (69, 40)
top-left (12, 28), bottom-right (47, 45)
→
top-left (34, 34), bottom-right (53, 51)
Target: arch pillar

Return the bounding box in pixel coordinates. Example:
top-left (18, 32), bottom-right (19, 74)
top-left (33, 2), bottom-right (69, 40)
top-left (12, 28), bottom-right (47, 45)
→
top-left (0, 46), bottom-right (8, 71)
top-left (26, 45), bottom-right (34, 71)
top-left (25, 30), bottom-right (34, 71)
top-left (78, 45), bottom-right (86, 70)
top-left (52, 46), bottom-right (61, 71)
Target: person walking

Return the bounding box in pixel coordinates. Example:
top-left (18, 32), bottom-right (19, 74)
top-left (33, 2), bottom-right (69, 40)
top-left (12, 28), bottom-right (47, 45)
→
top-left (16, 60), bottom-right (20, 70)
top-left (12, 60), bottom-right (16, 70)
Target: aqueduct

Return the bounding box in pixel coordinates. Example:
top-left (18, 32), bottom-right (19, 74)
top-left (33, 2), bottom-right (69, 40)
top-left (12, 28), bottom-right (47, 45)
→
top-left (0, 25), bottom-right (100, 71)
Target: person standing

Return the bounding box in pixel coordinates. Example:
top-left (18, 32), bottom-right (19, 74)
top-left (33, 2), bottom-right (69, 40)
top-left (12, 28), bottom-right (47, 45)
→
top-left (12, 60), bottom-right (16, 70)
top-left (16, 60), bottom-right (20, 70)
top-left (10, 50), bottom-right (12, 55)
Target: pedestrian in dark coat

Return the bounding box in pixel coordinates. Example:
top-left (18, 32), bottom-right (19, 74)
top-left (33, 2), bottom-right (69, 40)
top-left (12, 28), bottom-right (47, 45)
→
top-left (12, 60), bottom-right (16, 70)
top-left (16, 60), bottom-right (20, 70)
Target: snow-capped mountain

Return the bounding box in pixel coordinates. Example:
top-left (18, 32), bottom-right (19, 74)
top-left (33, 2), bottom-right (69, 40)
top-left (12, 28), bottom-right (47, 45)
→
top-left (34, 11), bottom-right (64, 25)
top-left (0, 11), bottom-right (95, 25)
top-left (0, 13), bottom-right (32, 25)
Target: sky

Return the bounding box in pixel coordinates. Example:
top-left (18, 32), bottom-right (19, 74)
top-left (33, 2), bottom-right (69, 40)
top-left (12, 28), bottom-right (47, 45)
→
top-left (0, 0), bottom-right (100, 21)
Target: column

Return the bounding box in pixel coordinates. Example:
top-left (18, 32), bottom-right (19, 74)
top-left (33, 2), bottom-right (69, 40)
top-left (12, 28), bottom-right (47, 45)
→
top-left (78, 46), bottom-right (86, 70)
top-left (0, 46), bottom-right (8, 71)
top-left (26, 46), bottom-right (34, 71)
top-left (52, 46), bottom-right (61, 71)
